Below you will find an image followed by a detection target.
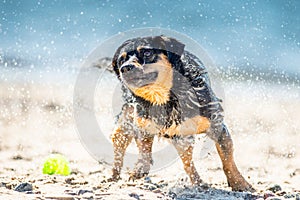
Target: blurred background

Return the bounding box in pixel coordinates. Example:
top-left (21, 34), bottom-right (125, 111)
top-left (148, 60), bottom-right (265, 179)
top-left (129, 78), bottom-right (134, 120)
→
top-left (0, 0), bottom-right (299, 83)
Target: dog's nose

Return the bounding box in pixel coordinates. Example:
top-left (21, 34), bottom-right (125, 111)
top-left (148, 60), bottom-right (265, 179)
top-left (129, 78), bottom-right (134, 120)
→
top-left (120, 64), bottom-right (134, 73)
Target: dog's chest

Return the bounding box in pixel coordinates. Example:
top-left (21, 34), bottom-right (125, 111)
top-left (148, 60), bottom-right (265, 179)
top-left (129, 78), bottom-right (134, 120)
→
top-left (134, 102), bottom-right (181, 136)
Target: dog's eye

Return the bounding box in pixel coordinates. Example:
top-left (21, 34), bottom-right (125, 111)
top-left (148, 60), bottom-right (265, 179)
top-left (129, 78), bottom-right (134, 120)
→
top-left (143, 49), bottom-right (153, 58)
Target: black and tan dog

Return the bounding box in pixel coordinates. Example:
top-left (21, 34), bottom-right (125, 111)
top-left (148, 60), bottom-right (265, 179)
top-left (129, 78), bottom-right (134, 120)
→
top-left (108, 35), bottom-right (254, 192)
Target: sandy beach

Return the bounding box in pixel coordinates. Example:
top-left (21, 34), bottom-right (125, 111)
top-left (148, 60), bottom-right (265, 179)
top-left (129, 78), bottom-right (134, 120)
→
top-left (0, 74), bottom-right (299, 199)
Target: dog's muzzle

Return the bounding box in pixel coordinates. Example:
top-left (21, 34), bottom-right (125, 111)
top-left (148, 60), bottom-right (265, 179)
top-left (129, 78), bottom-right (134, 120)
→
top-left (120, 64), bottom-right (158, 88)
top-left (120, 64), bottom-right (135, 73)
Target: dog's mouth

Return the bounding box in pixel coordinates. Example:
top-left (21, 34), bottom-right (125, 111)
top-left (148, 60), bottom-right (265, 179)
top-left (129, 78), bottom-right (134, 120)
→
top-left (122, 70), bottom-right (158, 88)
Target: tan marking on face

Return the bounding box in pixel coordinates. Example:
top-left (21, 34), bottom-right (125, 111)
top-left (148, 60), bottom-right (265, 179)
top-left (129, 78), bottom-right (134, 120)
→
top-left (162, 116), bottom-right (210, 137)
top-left (120, 52), bottom-right (127, 59)
top-left (136, 46), bottom-right (144, 52)
top-left (122, 54), bottom-right (143, 70)
top-left (130, 54), bottom-right (173, 105)
top-left (161, 36), bottom-right (170, 42)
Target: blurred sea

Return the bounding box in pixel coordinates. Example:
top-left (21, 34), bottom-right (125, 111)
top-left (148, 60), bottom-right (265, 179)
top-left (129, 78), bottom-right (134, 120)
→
top-left (0, 0), bottom-right (299, 84)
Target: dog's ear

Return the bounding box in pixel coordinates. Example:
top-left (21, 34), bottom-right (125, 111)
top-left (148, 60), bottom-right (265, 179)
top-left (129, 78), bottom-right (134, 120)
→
top-left (159, 36), bottom-right (185, 64)
top-left (112, 57), bottom-right (120, 78)
top-left (112, 49), bottom-right (121, 78)
top-left (160, 36), bottom-right (185, 57)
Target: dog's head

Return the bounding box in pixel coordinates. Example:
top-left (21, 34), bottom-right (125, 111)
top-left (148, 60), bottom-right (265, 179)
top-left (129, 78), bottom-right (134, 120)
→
top-left (112, 36), bottom-right (185, 105)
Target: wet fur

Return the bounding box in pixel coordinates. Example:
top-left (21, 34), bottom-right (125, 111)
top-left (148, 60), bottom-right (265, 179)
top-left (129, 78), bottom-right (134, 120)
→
top-left (108, 36), bottom-right (254, 192)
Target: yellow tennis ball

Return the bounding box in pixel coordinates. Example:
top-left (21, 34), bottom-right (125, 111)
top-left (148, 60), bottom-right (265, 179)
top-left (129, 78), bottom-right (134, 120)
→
top-left (42, 154), bottom-right (71, 176)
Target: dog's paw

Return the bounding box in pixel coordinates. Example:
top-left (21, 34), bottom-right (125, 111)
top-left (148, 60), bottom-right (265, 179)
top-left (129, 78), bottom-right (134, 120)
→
top-left (229, 179), bottom-right (256, 192)
top-left (101, 175), bottom-right (120, 183)
top-left (128, 171), bottom-right (149, 181)
top-left (191, 177), bottom-right (204, 186)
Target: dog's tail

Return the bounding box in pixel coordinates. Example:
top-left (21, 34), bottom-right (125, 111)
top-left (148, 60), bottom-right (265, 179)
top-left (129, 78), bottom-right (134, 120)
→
top-left (91, 57), bottom-right (114, 73)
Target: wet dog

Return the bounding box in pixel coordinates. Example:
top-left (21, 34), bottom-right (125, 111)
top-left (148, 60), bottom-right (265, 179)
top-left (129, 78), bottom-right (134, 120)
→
top-left (108, 35), bottom-right (254, 192)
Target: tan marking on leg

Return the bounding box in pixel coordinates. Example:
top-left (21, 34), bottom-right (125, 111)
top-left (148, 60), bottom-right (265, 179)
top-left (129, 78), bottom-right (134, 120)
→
top-left (110, 127), bottom-right (133, 181)
top-left (215, 138), bottom-right (255, 192)
top-left (174, 144), bottom-right (202, 185)
top-left (130, 136), bottom-right (154, 180)
top-left (162, 116), bottom-right (210, 137)
top-left (195, 116), bottom-right (211, 133)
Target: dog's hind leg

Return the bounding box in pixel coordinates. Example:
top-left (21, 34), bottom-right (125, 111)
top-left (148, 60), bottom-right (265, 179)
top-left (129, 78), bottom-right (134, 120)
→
top-left (129, 134), bottom-right (154, 180)
top-left (214, 124), bottom-right (255, 192)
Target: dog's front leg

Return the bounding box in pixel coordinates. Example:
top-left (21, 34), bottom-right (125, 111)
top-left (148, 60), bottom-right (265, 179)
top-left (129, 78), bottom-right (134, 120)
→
top-left (129, 134), bottom-right (154, 180)
top-left (172, 137), bottom-right (202, 185)
top-left (108, 104), bottom-right (135, 181)
top-left (109, 127), bottom-right (133, 181)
